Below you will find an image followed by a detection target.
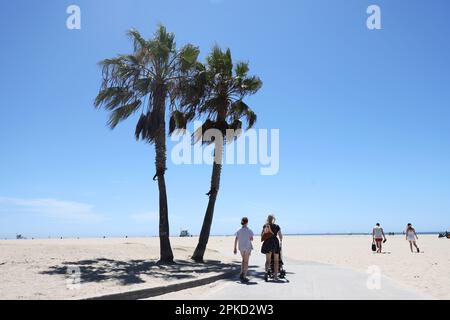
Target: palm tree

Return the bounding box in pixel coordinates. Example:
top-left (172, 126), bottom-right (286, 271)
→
top-left (94, 25), bottom-right (199, 264)
top-left (170, 46), bottom-right (262, 262)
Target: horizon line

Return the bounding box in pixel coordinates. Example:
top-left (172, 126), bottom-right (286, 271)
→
top-left (1, 231), bottom-right (446, 240)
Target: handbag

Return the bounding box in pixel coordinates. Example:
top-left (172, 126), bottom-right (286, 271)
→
top-left (371, 241), bottom-right (377, 252)
top-left (261, 224), bottom-right (274, 242)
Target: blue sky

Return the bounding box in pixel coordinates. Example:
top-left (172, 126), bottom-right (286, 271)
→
top-left (1, 0), bottom-right (449, 238)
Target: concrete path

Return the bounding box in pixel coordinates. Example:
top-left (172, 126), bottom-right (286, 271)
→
top-left (150, 252), bottom-right (431, 300)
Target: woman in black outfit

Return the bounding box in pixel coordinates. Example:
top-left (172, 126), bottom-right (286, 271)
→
top-left (261, 214), bottom-right (283, 280)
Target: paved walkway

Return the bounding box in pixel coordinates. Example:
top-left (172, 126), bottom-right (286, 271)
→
top-left (150, 252), bottom-right (431, 300)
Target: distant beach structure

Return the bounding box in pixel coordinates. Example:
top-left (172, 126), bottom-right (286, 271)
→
top-left (180, 230), bottom-right (192, 237)
top-left (16, 234), bottom-right (26, 240)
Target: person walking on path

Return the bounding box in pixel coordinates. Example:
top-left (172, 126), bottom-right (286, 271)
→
top-left (406, 223), bottom-right (420, 253)
top-left (261, 214), bottom-right (283, 280)
top-left (234, 217), bottom-right (254, 283)
top-left (372, 223), bottom-right (387, 253)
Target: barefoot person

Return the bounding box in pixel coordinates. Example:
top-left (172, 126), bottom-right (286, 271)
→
top-left (261, 214), bottom-right (283, 281)
top-left (406, 223), bottom-right (420, 253)
top-left (234, 217), bottom-right (254, 283)
top-left (372, 223), bottom-right (386, 253)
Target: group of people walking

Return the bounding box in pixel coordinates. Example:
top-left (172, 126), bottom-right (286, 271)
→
top-left (233, 214), bottom-right (283, 283)
top-left (372, 223), bottom-right (420, 253)
top-left (233, 216), bottom-right (422, 283)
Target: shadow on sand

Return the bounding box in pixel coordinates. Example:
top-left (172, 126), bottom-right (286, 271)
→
top-left (40, 258), bottom-right (239, 286)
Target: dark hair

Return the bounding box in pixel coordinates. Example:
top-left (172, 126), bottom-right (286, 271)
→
top-left (376, 223), bottom-right (380, 226)
top-left (407, 223), bottom-right (412, 227)
top-left (241, 217), bottom-right (248, 225)
top-left (267, 214), bottom-right (275, 225)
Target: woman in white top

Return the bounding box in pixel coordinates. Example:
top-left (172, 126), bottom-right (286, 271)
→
top-left (406, 223), bottom-right (420, 253)
top-left (234, 217), bottom-right (254, 283)
top-left (372, 223), bottom-right (386, 253)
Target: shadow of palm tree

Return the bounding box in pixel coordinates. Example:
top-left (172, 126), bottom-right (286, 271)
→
top-left (41, 258), bottom-right (238, 286)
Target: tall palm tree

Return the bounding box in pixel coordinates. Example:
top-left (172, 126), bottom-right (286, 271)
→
top-left (94, 25), bottom-right (199, 264)
top-left (170, 46), bottom-right (262, 262)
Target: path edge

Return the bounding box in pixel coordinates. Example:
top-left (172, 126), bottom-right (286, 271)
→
top-left (83, 267), bottom-right (240, 300)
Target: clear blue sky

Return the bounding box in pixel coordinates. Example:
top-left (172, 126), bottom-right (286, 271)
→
top-left (1, 0), bottom-right (449, 238)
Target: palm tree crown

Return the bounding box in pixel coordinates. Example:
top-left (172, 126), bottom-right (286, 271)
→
top-left (170, 46), bottom-right (262, 143)
top-left (95, 25), bottom-right (199, 143)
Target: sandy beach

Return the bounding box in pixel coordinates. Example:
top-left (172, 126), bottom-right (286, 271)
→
top-left (0, 237), bottom-right (235, 300)
top-left (0, 235), bottom-right (448, 300)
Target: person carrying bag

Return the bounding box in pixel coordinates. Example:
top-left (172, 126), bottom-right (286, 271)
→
top-left (261, 223), bottom-right (274, 242)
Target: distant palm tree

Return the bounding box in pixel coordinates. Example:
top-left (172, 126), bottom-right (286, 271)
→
top-left (170, 46), bottom-right (262, 262)
top-left (94, 25), bottom-right (199, 264)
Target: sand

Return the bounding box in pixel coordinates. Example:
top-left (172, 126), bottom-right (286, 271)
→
top-left (0, 237), bottom-right (235, 300)
top-left (0, 235), bottom-right (448, 300)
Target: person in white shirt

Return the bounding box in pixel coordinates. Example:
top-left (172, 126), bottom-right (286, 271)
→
top-left (234, 217), bottom-right (254, 282)
top-left (372, 223), bottom-right (387, 253)
top-left (405, 223), bottom-right (420, 253)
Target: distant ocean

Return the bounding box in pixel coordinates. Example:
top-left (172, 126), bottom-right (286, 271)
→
top-left (1, 231), bottom-right (445, 240)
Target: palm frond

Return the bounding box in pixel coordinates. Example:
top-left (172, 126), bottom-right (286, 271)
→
top-left (169, 110), bottom-right (188, 135)
top-left (108, 100), bottom-right (141, 129)
top-left (225, 119), bottom-right (243, 143)
top-left (179, 44), bottom-right (200, 72)
top-left (241, 76), bottom-right (263, 94)
top-left (193, 119), bottom-right (215, 144)
top-left (230, 100), bottom-right (257, 128)
top-left (127, 29), bottom-right (147, 54)
top-left (134, 111), bottom-right (162, 142)
top-left (235, 62), bottom-right (249, 77)
top-left (94, 87), bottom-right (134, 110)
top-left (245, 109), bottom-right (257, 129)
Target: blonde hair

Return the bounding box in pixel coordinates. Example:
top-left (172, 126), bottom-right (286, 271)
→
top-left (267, 214), bottom-right (275, 225)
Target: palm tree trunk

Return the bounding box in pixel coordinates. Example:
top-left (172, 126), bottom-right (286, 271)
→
top-left (156, 168), bottom-right (173, 263)
top-left (192, 142), bottom-right (223, 262)
top-left (154, 84), bottom-right (174, 264)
